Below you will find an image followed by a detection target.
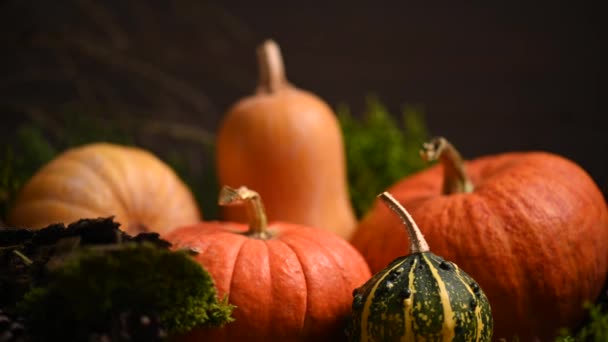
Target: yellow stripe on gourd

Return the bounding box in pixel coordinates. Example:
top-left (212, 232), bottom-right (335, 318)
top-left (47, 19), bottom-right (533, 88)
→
top-left (422, 254), bottom-right (456, 341)
top-left (401, 258), bottom-right (418, 342)
top-left (361, 262), bottom-right (402, 342)
top-left (454, 265), bottom-right (485, 342)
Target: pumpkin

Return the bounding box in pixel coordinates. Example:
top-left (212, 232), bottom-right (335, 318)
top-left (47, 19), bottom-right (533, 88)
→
top-left (165, 185), bottom-right (372, 341)
top-left (350, 136), bottom-right (608, 341)
top-left (215, 39), bottom-right (357, 240)
top-left (347, 191), bottom-right (493, 341)
top-left (7, 142), bottom-right (201, 236)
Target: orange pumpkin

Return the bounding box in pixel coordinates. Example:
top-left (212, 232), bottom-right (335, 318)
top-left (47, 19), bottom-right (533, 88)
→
top-left (215, 39), bottom-right (357, 240)
top-left (350, 136), bottom-right (608, 341)
top-left (165, 185), bottom-right (371, 341)
top-left (7, 142), bottom-right (201, 236)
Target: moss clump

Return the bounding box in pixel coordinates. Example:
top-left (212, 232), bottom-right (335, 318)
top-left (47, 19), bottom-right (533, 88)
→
top-left (16, 242), bottom-right (235, 340)
top-left (337, 95), bottom-right (430, 217)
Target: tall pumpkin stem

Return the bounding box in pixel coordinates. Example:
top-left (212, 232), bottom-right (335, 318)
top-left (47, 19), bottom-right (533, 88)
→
top-left (256, 39), bottom-right (288, 94)
top-left (219, 185), bottom-right (269, 238)
top-left (378, 192), bottom-right (429, 254)
top-left (420, 136), bottom-right (474, 194)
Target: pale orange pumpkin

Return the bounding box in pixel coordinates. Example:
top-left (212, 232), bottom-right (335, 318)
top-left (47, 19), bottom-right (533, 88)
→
top-left (166, 185), bottom-right (372, 341)
top-left (215, 39), bottom-right (357, 240)
top-left (350, 136), bottom-right (608, 341)
top-left (7, 142), bottom-right (201, 236)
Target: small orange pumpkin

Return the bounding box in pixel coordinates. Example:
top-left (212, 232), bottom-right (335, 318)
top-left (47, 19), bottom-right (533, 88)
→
top-left (350, 136), bottom-right (608, 341)
top-left (215, 39), bottom-right (357, 240)
top-left (8, 142), bottom-right (201, 236)
top-left (165, 185), bottom-right (372, 341)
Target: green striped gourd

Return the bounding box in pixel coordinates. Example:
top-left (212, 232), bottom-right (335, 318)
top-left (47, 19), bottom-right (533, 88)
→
top-left (346, 192), bottom-right (493, 341)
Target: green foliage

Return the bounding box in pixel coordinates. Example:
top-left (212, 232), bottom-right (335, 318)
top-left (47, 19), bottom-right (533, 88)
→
top-left (16, 243), bottom-right (235, 340)
top-left (164, 146), bottom-right (220, 220)
top-left (556, 302), bottom-right (608, 342)
top-left (0, 126), bottom-right (56, 219)
top-left (337, 95), bottom-right (430, 217)
top-left (54, 108), bottom-right (135, 147)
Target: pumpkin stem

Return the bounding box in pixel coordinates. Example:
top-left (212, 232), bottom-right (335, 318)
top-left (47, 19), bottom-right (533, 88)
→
top-left (378, 192), bottom-right (430, 254)
top-left (256, 39), bottom-right (288, 94)
top-left (420, 136), bottom-right (474, 194)
top-left (218, 185), bottom-right (269, 238)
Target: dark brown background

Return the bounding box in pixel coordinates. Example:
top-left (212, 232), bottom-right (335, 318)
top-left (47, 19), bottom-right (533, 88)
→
top-left (1, 1), bottom-right (606, 195)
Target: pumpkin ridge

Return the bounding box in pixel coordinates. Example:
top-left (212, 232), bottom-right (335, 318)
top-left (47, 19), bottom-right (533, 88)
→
top-left (128, 151), bottom-right (173, 230)
top-left (18, 171), bottom-right (109, 214)
top-left (267, 238), bottom-right (308, 335)
top-left (10, 199), bottom-right (100, 228)
top-left (261, 237), bottom-right (273, 337)
top-left (64, 150), bottom-right (132, 222)
top-left (286, 229), bottom-right (357, 291)
top-left (27, 160), bottom-right (114, 215)
top-left (111, 149), bottom-right (152, 229)
top-left (279, 236), bottom-right (311, 333)
top-left (227, 236), bottom-right (250, 308)
top-left (28, 198), bottom-right (101, 217)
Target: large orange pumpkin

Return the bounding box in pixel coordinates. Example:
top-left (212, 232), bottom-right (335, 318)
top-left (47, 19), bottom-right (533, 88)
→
top-left (7, 142), bottom-right (201, 236)
top-left (350, 136), bottom-right (608, 341)
top-left (165, 185), bottom-right (371, 341)
top-left (215, 39), bottom-right (357, 240)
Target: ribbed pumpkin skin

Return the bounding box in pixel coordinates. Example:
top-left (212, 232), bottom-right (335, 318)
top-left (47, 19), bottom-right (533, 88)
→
top-left (165, 220), bottom-right (372, 341)
top-left (8, 143), bottom-right (201, 235)
top-left (350, 151), bottom-right (608, 341)
top-left (348, 252), bottom-right (492, 342)
top-left (216, 87), bottom-right (357, 239)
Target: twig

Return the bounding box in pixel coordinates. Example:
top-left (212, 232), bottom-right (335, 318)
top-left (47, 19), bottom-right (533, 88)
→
top-left (62, 37), bottom-right (217, 116)
top-left (54, 47), bottom-right (98, 107)
top-left (126, 117), bottom-right (216, 147)
top-left (13, 249), bottom-right (34, 265)
top-left (75, 0), bottom-right (129, 50)
top-left (21, 106), bottom-right (67, 143)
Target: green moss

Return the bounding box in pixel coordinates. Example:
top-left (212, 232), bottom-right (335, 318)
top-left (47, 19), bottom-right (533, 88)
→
top-left (16, 243), bottom-right (235, 340)
top-left (337, 95), bottom-right (430, 217)
top-left (556, 302), bottom-right (608, 342)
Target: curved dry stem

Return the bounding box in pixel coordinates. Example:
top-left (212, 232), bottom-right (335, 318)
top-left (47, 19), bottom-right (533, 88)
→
top-left (420, 136), bottom-right (474, 194)
top-left (219, 185), bottom-right (269, 238)
top-left (378, 191), bottom-right (429, 254)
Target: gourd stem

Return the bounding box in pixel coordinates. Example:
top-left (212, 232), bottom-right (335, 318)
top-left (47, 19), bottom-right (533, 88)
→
top-left (256, 39), bottom-right (288, 94)
top-left (378, 192), bottom-right (429, 254)
top-left (419, 136), bottom-right (474, 194)
top-left (218, 186), bottom-right (269, 237)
